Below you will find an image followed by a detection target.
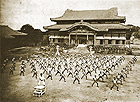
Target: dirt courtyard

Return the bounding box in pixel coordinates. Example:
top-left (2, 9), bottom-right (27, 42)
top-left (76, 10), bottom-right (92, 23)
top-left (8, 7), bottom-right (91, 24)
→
top-left (1, 47), bottom-right (140, 102)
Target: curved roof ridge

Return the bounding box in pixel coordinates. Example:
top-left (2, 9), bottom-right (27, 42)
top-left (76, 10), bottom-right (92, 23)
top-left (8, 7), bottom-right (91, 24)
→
top-left (67, 9), bottom-right (107, 12)
top-left (50, 9), bottom-right (70, 20)
top-left (119, 23), bottom-right (130, 29)
top-left (62, 21), bottom-right (98, 31)
top-left (51, 7), bottom-right (125, 21)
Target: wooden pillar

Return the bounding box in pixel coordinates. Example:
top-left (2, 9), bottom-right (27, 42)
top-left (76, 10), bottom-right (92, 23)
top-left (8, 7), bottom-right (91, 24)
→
top-left (87, 34), bottom-right (88, 40)
top-left (76, 32), bottom-right (77, 45)
top-left (87, 34), bottom-right (88, 44)
top-left (78, 39), bottom-right (79, 45)
top-left (94, 34), bottom-right (96, 46)
top-left (124, 40), bottom-right (126, 45)
top-left (69, 34), bottom-right (70, 45)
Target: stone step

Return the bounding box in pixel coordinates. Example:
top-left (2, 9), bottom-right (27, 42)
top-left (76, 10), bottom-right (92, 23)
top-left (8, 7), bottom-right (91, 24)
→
top-left (77, 44), bottom-right (88, 48)
top-left (68, 46), bottom-right (89, 54)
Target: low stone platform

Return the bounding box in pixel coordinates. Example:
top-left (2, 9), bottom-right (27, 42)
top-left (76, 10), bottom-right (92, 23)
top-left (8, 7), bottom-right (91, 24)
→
top-left (77, 44), bottom-right (88, 48)
top-left (68, 46), bottom-right (89, 54)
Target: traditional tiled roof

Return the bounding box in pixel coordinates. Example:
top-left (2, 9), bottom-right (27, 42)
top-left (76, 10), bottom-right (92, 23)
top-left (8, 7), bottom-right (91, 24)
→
top-left (64, 22), bottom-right (99, 31)
top-left (0, 25), bottom-right (27, 38)
top-left (51, 8), bottom-right (125, 21)
top-left (43, 22), bottom-right (129, 32)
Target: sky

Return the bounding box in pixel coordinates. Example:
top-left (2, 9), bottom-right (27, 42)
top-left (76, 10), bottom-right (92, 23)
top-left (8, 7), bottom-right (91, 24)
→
top-left (1, 0), bottom-right (140, 31)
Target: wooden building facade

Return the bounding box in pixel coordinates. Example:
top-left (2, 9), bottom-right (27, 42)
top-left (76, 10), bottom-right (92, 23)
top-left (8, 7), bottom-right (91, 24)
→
top-left (43, 7), bottom-right (130, 46)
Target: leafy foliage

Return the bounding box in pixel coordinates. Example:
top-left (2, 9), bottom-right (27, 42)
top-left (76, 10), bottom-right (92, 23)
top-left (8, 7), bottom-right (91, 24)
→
top-left (133, 29), bottom-right (140, 38)
top-left (20, 24), bottom-right (34, 34)
top-left (131, 25), bottom-right (140, 38)
top-left (19, 24), bottom-right (43, 45)
top-left (126, 25), bottom-right (140, 39)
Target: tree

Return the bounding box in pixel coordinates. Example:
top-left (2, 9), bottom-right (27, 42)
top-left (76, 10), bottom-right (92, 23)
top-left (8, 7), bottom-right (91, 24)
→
top-left (19, 24), bottom-right (44, 46)
top-left (133, 29), bottom-right (140, 38)
top-left (126, 25), bottom-right (140, 39)
top-left (20, 24), bottom-right (34, 34)
top-left (33, 29), bottom-right (43, 43)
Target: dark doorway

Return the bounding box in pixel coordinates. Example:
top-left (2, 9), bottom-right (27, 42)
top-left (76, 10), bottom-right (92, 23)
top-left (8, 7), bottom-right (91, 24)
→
top-left (100, 40), bottom-right (103, 44)
top-left (79, 39), bottom-right (87, 44)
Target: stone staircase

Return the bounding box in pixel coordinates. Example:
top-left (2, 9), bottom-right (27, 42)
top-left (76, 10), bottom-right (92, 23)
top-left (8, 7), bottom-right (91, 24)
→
top-left (77, 44), bottom-right (88, 48)
top-left (68, 44), bottom-right (90, 54)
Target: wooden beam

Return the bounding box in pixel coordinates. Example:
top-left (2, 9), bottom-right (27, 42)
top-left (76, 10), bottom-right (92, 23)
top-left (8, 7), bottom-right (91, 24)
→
top-left (69, 34), bottom-right (70, 45)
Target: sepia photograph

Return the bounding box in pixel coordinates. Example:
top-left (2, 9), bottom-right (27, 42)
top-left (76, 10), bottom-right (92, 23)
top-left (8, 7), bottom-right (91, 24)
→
top-left (1, 0), bottom-right (140, 101)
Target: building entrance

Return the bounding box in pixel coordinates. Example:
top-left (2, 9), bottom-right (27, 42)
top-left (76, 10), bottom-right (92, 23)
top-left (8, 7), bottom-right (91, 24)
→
top-left (79, 39), bottom-right (87, 44)
top-left (69, 25), bottom-right (95, 45)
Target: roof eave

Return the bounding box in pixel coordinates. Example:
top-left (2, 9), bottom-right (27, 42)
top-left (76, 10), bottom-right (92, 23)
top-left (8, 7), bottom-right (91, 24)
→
top-left (51, 18), bottom-right (126, 22)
